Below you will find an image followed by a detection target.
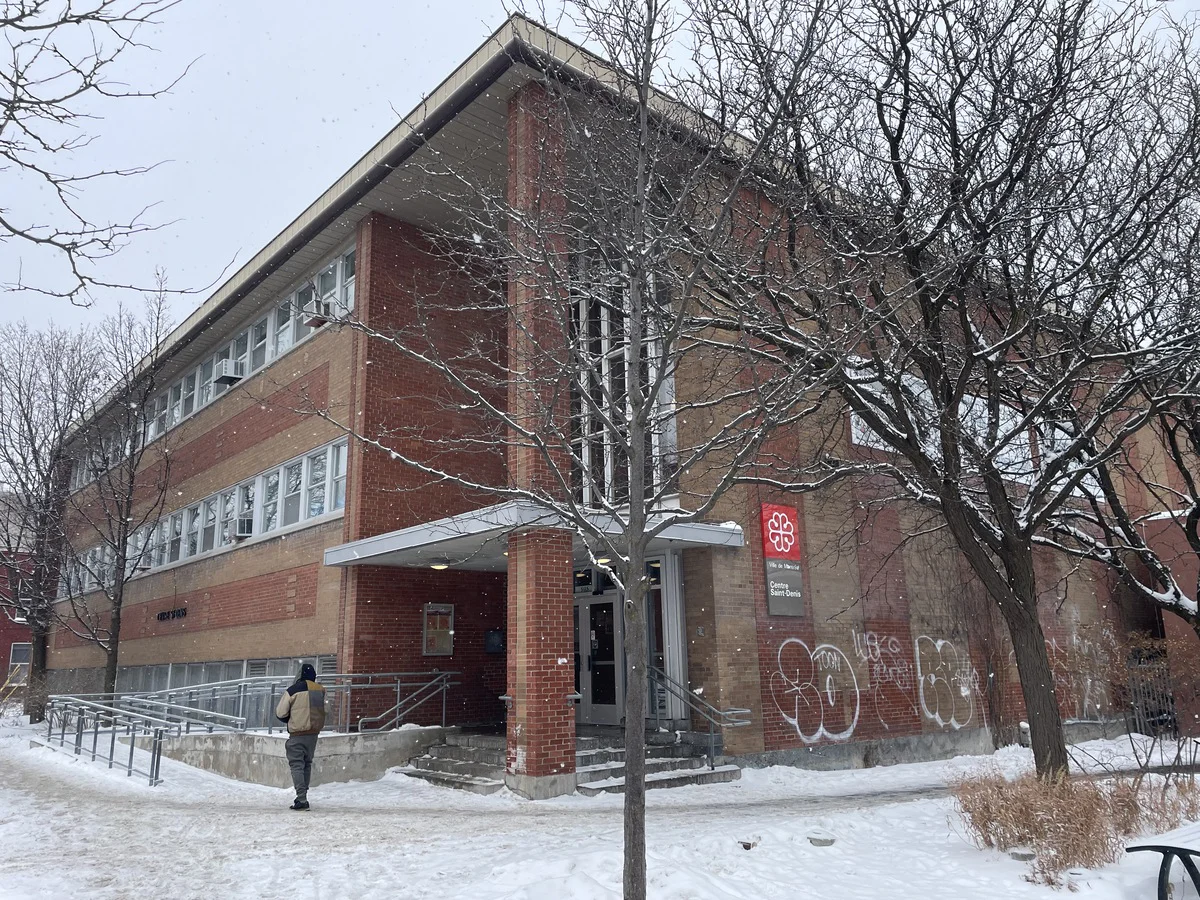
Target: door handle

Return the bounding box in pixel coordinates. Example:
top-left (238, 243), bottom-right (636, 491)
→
top-left (587, 655), bottom-right (593, 672)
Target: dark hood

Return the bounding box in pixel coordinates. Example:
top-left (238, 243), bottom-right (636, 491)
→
top-left (298, 663), bottom-right (317, 682)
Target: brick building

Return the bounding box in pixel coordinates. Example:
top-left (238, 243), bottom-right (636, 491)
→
top-left (46, 16), bottom-right (1161, 798)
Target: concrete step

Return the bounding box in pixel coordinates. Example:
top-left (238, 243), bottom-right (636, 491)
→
top-left (443, 732), bottom-right (506, 751)
top-left (576, 756), bottom-right (704, 785)
top-left (397, 766), bottom-right (505, 795)
top-left (429, 743), bottom-right (507, 768)
top-left (576, 764), bottom-right (742, 797)
top-left (411, 755), bottom-right (503, 780)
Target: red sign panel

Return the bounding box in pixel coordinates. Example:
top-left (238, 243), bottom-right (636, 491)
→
top-left (760, 503), bottom-right (801, 561)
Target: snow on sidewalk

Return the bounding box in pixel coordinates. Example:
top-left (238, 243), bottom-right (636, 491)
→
top-left (0, 720), bottom-right (1173, 899)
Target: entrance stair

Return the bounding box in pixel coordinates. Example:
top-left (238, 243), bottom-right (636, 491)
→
top-left (398, 730), bottom-right (741, 796)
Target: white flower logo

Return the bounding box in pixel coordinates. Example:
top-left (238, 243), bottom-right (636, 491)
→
top-left (766, 511), bottom-right (795, 554)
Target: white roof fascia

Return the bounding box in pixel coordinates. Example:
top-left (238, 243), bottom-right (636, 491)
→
top-left (323, 499), bottom-right (744, 567)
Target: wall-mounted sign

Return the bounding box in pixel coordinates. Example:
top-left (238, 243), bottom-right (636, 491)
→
top-left (761, 503), bottom-right (804, 616)
top-left (156, 607), bottom-right (187, 622)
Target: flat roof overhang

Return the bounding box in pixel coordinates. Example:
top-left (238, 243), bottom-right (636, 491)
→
top-left (323, 500), bottom-right (744, 572)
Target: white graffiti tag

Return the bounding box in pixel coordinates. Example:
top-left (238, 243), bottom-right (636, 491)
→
top-left (915, 636), bottom-right (977, 730)
top-left (771, 638), bottom-right (861, 743)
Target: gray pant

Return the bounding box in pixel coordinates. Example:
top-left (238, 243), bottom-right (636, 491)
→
top-left (285, 733), bottom-right (319, 800)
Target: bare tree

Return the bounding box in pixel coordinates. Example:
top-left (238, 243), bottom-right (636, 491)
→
top-left (0, 323), bottom-right (101, 721)
top-left (1042, 376), bottom-right (1200, 643)
top-left (684, 0), bottom-right (1200, 778)
top-left (1, 0), bottom-right (185, 302)
top-left (59, 289), bottom-right (172, 694)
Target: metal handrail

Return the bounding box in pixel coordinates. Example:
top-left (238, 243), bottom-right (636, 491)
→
top-left (648, 666), bottom-right (751, 769)
top-left (43, 696), bottom-right (172, 785)
top-left (358, 672), bottom-right (459, 731)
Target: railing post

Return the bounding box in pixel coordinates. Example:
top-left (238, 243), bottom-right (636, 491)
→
top-left (73, 714), bottom-right (84, 756)
top-left (150, 728), bottom-right (164, 786)
top-left (127, 722), bottom-right (138, 776)
top-left (108, 719), bottom-right (117, 769)
top-left (268, 685), bottom-right (277, 734)
top-left (709, 720), bottom-right (716, 771)
top-left (441, 676), bottom-right (447, 728)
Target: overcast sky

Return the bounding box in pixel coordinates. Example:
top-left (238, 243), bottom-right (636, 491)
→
top-left (3, 0), bottom-right (1197, 333)
top-left (0, 0), bottom-right (511, 330)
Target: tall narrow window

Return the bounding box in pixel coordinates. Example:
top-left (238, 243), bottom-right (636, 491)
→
top-left (168, 383), bottom-right (183, 428)
top-left (330, 442), bottom-right (347, 511)
top-left (198, 360), bottom-right (214, 408)
top-left (201, 497), bottom-right (218, 552)
top-left (305, 449), bottom-right (327, 518)
top-left (274, 299), bottom-right (293, 354)
top-left (237, 481), bottom-right (255, 537)
top-left (168, 512), bottom-right (184, 562)
top-left (181, 372), bottom-right (196, 417)
top-left (153, 395), bottom-right (168, 438)
top-left (261, 471), bottom-right (280, 533)
top-left (282, 461), bottom-right (303, 526)
top-left (250, 318), bottom-right (268, 370)
top-left (295, 286), bottom-right (314, 341)
top-left (185, 505), bottom-right (201, 557)
top-left (217, 489), bottom-right (236, 546)
top-left (233, 330), bottom-right (249, 375)
top-left (341, 250), bottom-right (356, 310)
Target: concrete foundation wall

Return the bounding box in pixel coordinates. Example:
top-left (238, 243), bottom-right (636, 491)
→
top-left (152, 727), bottom-right (446, 789)
top-left (730, 725), bottom-right (995, 771)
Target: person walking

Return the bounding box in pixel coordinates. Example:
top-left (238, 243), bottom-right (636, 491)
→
top-left (275, 662), bottom-right (326, 810)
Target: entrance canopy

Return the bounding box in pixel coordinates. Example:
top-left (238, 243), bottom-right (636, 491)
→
top-left (323, 500), bottom-right (744, 571)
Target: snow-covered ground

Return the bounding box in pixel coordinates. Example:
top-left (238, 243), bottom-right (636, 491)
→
top-left (0, 719), bottom-right (1182, 899)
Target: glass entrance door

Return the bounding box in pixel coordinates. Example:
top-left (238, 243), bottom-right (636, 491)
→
top-left (573, 593), bottom-right (624, 726)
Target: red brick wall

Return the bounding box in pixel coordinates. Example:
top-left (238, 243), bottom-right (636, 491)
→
top-left (505, 529), bottom-right (575, 777)
top-left (340, 565), bottom-right (507, 726)
top-left (0, 609), bottom-right (31, 683)
top-left (345, 212), bottom-right (507, 545)
top-left (53, 564), bottom-right (320, 651)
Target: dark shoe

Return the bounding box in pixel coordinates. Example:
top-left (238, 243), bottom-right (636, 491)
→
top-left (290, 799), bottom-right (310, 811)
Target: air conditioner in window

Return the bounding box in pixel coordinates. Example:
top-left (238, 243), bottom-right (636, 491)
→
top-left (235, 516), bottom-right (254, 539)
top-left (212, 358), bottom-right (244, 386)
top-left (302, 297), bottom-right (333, 328)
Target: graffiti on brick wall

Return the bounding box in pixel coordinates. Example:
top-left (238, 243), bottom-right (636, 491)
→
top-left (773, 631), bottom-right (982, 742)
top-left (914, 635), bottom-right (978, 730)
top-left (852, 628), bottom-right (917, 730)
top-left (769, 638), bottom-right (860, 743)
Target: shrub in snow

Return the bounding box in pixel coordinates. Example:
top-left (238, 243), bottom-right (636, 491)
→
top-left (953, 770), bottom-right (1200, 886)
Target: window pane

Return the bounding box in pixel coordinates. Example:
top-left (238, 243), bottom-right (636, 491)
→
top-left (182, 372), bottom-right (196, 416)
top-left (199, 360), bottom-right (214, 407)
top-left (202, 498), bottom-right (217, 552)
top-left (186, 506), bottom-right (201, 556)
top-left (261, 472), bottom-right (280, 532)
top-left (318, 264), bottom-right (336, 298)
top-left (168, 513), bottom-right (183, 562)
top-left (275, 300), bottom-right (293, 354)
top-left (283, 462), bottom-right (302, 525)
top-left (251, 318), bottom-right (268, 370)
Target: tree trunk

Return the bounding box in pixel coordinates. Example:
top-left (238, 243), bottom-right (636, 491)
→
top-left (1003, 600), bottom-right (1070, 779)
top-left (24, 621), bottom-right (49, 724)
top-left (104, 604), bottom-right (122, 697)
top-left (623, 568), bottom-right (648, 900)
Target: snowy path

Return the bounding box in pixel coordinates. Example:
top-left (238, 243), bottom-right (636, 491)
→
top-left (0, 724), bottom-right (1171, 899)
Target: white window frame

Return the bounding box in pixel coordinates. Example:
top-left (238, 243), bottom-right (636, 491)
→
top-left (8, 642), bottom-right (31, 684)
top-left (110, 438), bottom-right (349, 578)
